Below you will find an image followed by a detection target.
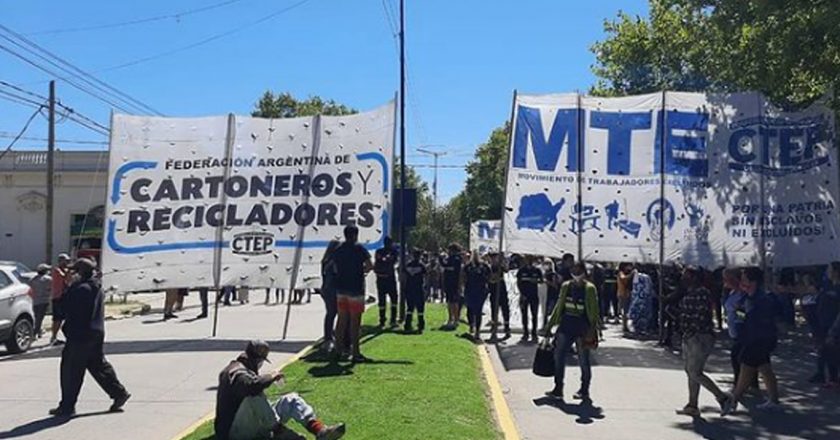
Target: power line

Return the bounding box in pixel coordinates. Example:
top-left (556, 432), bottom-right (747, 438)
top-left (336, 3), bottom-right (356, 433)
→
top-left (0, 24), bottom-right (163, 115)
top-left (408, 163), bottom-right (466, 169)
top-left (0, 133), bottom-right (107, 144)
top-left (0, 80), bottom-right (111, 135)
top-left (97, 0), bottom-right (314, 73)
top-left (0, 106), bottom-right (44, 161)
top-left (0, 88), bottom-right (44, 108)
top-left (29, 0), bottom-right (247, 36)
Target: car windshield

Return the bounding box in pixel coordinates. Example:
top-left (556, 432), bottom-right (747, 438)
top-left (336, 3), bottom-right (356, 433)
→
top-left (12, 269), bottom-right (22, 281)
top-left (16, 263), bottom-right (31, 274)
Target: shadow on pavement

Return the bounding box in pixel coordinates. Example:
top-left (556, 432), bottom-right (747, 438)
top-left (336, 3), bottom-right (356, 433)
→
top-left (0, 339), bottom-right (314, 362)
top-left (533, 396), bottom-right (606, 425)
top-left (0, 411), bottom-right (111, 439)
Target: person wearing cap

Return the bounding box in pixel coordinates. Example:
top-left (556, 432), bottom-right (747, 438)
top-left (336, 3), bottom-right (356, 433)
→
top-left (28, 263), bottom-right (52, 338)
top-left (49, 258), bottom-right (130, 417)
top-left (49, 253), bottom-right (72, 344)
top-left (403, 248), bottom-right (427, 333)
top-left (216, 340), bottom-right (346, 440)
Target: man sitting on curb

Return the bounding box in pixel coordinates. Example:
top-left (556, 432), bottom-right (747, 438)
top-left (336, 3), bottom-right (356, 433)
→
top-left (215, 340), bottom-right (346, 440)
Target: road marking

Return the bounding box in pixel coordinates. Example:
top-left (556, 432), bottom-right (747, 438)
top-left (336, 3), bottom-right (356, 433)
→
top-left (478, 345), bottom-right (521, 440)
top-left (170, 339), bottom-right (320, 440)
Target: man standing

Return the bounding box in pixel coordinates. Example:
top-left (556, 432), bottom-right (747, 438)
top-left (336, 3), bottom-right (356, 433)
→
top-left (404, 249), bottom-right (427, 333)
top-left (49, 253), bottom-right (71, 344)
top-left (545, 262), bottom-right (599, 401)
top-left (488, 253), bottom-right (511, 340)
top-left (215, 340), bottom-right (345, 440)
top-left (675, 266), bottom-right (728, 417)
top-left (441, 244), bottom-right (465, 330)
top-left (516, 255), bottom-right (543, 342)
top-left (332, 225), bottom-right (373, 363)
top-left (374, 236), bottom-right (399, 328)
top-left (28, 264), bottom-right (52, 338)
top-left (49, 258), bottom-right (130, 417)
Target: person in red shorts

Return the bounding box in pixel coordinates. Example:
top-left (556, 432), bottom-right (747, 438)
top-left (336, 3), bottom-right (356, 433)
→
top-left (332, 225), bottom-right (373, 363)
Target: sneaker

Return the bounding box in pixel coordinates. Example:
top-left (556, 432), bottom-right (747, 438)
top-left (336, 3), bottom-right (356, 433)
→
top-left (316, 423), bottom-right (346, 440)
top-left (675, 406), bottom-right (701, 417)
top-left (196, 313), bottom-right (208, 319)
top-left (48, 406), bottom-right (75, 417)
top-left (720, 394), bottom-right (738, 416)
top-left (756, 400), bottom-right (782, 411)
top-left (520, 334), bottom-right (530, 343)
top-left (163, 313), bottom-right (178, 320)
top-left (572, 390), bottom-right (589, 400)
top-left (545, 388), bottom-right (564, 401)
top-left (110, 393), bottom-right (131, 412)
top-left (351, 354), bottom-right (372, 364)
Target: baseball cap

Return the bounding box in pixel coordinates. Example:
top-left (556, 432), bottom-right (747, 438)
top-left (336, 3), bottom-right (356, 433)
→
top-left (57, 253), bottom-right (71, 261)
top-left (245, 340), bottom-right (271, 363)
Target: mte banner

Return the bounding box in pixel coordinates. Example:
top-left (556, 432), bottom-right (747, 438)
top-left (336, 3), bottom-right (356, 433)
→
top-left (470, 220), bottom-right (501, 255)
top-left (103, 103), bottom-right (395, 293)
top-left (503, 92), bottom-right (839, 268)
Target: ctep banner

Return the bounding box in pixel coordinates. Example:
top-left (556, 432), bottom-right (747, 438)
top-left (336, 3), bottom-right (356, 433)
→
top-left (102, 102), bottom-right (395, 293)
top-left (503, 92), bottom-right (840, 268)
top-left (470, 220), bottom-right (501, 255)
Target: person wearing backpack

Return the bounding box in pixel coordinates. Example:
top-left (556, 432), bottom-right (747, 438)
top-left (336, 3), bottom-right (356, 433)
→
top-left (544, 261), bottom-right (600, 401)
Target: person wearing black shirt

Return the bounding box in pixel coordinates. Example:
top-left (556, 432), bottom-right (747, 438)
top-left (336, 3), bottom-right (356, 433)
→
top-left (320, 240), bottom-right (341, 349)
top-left (542, 260), bottom-right (561, 333)
top-left (332, 226), bottom-right (373, 363)
top-left (517, 255), bottom-right (543, 342)
top-left (374, 237), bottom-right (399, 328)
top-left (464, 253), bottom-right (491, 341)
top-left (404, 249), bottom-right (427, 333)
top-left (441, 244), bottom-right (464, 330)
top-left (215, 340), bottom-right (345, 440)
top-left (723, 267), bottom-right (781, 414)
top-left (49, 258), bottom-right (130, 417)
top-left (488, 253), bottom-right (511, 340)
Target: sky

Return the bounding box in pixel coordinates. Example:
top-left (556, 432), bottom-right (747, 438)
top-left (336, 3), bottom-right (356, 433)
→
top-left (0, 0), bottom-right (648, 203)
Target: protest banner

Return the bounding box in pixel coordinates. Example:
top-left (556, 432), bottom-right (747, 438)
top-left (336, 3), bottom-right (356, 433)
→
top-left (470, 220), bottom-right (501, 255)
top-left (102, 102), bottom-right (395, 292)
top-left (502, 91), bottom-right (839, 268)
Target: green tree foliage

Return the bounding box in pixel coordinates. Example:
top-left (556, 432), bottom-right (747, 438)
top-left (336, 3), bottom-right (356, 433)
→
top-left (591, 0), bottom-right (840, 109)
top-left (450, 123), bottom-right (510, 238)
top-left (252, 91), bottom-right (356, 118)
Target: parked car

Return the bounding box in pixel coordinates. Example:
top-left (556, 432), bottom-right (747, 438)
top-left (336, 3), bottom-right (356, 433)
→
top-left (0, 260), bottom-right (36, 283)
top-left (0, 264), bottom-right (35, 353)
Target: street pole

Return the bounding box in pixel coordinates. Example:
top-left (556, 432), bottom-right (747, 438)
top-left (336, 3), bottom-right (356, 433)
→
top-left (46, 80), bottom-right (55, 264)
top-left (416, 146), bottom-right (446, 251)
top-left (399, 0), bottom-right (407, 294)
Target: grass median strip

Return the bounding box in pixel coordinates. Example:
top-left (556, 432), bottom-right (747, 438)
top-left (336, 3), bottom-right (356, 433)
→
top-left (182, 304), bottom-right (501, 440)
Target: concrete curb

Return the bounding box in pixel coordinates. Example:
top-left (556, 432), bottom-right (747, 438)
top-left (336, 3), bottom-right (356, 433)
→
top-left (169, 339), bottom-right (322, 440)
top-left (478, 345), bottom-right (521, 440)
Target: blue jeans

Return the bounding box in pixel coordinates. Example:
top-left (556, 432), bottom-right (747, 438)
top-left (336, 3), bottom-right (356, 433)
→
top-left (553, 331), bottom-right (591, 393)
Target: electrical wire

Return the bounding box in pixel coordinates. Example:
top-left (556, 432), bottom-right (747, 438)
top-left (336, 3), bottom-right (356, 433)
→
top-left (0, 88), bottom-right (44, 108)
top-left (0, 107), bottom-right (44, 161)
top-left (30, 0), bottom-right (247, 36)
top-left (0, 132), bottom-right (107, 145)
top-left (97, 0), bottom-right (314, 73)
top-left (0, 80), bottom-right (111, 135)
top-left (0, 24), bottom-right (163, 115)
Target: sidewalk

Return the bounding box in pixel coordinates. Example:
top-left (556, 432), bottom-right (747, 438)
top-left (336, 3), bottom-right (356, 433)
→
top-left (0, 292), bottom-right (325, 440)
top-left (486, 324), bottom-right (840, 440)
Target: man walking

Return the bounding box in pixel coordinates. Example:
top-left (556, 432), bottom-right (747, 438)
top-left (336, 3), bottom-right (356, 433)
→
top-left (441, 244), bottom-right (465, 330)
top-left (49, 253), bottom-right (71, 344)
top-left (28, 264), bottom-right (52, 338)
top-left (675, 266), bottom-right (728, 417)
top-left (332, 225), bottom-right (373, 363)
top-left (488, 253), bottom-right (511, 340)
top-left (49, 258), bottom-right (130, 417)
top-left (545, 262), bottom-right (600, 401)
top-left (374, 236), bottom-right (399, 328)
top-left (517, 255), bottom-right (543, 342)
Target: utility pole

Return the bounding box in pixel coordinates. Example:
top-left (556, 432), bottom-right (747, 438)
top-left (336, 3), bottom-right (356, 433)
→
top-left (46, 80), bottom-right (55, 264)
top-left (416, 146), bottom-right (447, 211)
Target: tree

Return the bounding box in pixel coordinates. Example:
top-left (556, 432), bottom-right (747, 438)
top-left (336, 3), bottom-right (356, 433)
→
top-left (252, 91), bottom-right (356, 118)
top-left (591, 0), bottom-right (840, 110)
top-left (451, 123), bottom-right (510, 238)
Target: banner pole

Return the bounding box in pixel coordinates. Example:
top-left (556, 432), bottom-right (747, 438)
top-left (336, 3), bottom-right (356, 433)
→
top-left (212, 113), bottom-right (237, 337)
top-left (498, 89), bottom-right (517, 259)
top-left (282, 114), bottom-right (323, 340)
top-left (576, 92), bottom-right (584, 262)
top-left (658, 91), bottom-right (667, 341)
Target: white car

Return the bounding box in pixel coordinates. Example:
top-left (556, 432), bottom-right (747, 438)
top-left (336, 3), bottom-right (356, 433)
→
top-left (0, 264), bottom-right (35, 353)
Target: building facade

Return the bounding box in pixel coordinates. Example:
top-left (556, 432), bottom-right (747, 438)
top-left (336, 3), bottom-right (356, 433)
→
top-left (0, 150), bottom-right (108, 268)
